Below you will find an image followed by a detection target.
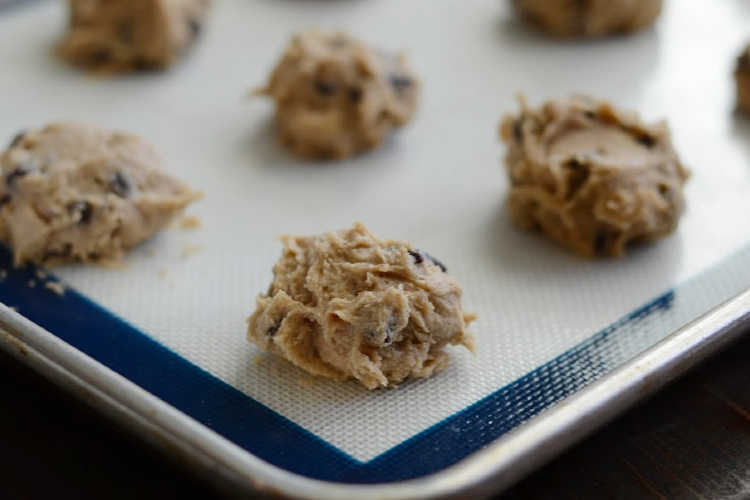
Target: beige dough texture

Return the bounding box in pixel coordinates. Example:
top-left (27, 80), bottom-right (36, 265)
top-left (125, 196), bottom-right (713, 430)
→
top-left (0, 123), bottom-right (198, 267)
top-left (60, 0), bottom-right (211, 72)
top-left (500, 96), bottom-right (689, 257)
top-left (512, 0), bottom-right (662, 37)
top-left (257, 30), bottom-right (419, 160)
top-left (247, 223), bottom-right (475, 390)
top-left (736, 44), bottom-right (750, 113)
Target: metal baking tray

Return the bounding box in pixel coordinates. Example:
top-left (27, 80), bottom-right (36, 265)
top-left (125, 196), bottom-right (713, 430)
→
top-left (1, 0), bottom-right (750, 498)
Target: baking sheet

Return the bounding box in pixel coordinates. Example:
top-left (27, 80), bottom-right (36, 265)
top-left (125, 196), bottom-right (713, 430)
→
top-left (1, 0), bottom-right (750, 482)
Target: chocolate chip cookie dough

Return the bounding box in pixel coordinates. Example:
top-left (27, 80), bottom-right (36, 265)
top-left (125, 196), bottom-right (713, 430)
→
top-left (247, 223), bottom-right (475, 390)
top-left (0, 124), bottom-right (197, 267)
top-left (256, 30), bottom-right (419, 159)
top-left (512, 0), bottom-right (662, 37)
top-left (60, 0), bottom-right (211, 72)
top-left (736, 44), bottom-right (750, 113)
top-left (500, 96), bottom-right (689, 257)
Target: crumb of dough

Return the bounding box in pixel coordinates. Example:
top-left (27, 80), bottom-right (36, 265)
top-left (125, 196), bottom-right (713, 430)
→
top-left (512, 0), bottom-right (663, 37)
top-left (0, 123), bottom-right (197, 268)
top-left (500, 95), bottom-right (689, 257)
top-left (35, 269), bottom-right (48, 280)
top-left (27, 279), bottom-right (36, 288)
top-left (257, 30), bottom-right (419, 159)
top-left (179, 215), bottom-right (202, 230)
top-left (181, 244), bottom-right (202, 258)
top-left (0, 269), bottom-right (7, 281)
top-left (44, 281), bottom-right (66, 296)
top-left (247, 222), bottom-right (475, 390)
top-left (59, 0), bottom-right (212, 73)
top-left (158, 268), bottom-right (168, 278)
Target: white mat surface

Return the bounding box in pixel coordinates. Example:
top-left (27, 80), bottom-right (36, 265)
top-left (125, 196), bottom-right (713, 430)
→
top-left (1, 0), bottom-right (749, 461)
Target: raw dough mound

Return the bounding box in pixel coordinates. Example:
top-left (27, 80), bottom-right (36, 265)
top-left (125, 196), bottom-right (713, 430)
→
top-left (60, 0), bottom-right (211, 72)
top-left (247, 223), bottom-right (475, 390)
top-left (736, 44), bottom-right (750, 113)
top-left (500, 96), bottom-right (689, 257)
top-left (0, 123), bottom-right (197, 267)
top-left (257, 30), bottom-right (419, 159)
top-left (512, 0), bottom-right (662, 37)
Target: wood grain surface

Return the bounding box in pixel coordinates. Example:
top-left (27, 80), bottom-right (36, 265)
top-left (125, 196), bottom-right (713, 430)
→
top-left (0, 328), bottom-right (749, 500)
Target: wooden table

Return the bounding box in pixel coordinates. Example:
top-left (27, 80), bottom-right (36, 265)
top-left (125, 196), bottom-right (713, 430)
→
top-left (1, 329), bottom-right (749, 499)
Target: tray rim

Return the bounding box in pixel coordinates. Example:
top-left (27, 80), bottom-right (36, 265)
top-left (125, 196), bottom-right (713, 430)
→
top-left (1, 287), bottom-right (748, 500)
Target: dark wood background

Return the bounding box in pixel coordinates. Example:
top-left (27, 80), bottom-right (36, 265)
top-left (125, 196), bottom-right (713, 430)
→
top-left (1, 328), bottom-right (749, 499)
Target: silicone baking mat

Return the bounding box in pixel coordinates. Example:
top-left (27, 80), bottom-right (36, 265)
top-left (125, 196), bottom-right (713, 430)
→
top-left (1, 0), bottom-right (749, 484)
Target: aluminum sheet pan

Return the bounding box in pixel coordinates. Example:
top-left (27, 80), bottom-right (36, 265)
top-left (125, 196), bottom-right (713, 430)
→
top-left (1, 0), bottom-right (749, 497)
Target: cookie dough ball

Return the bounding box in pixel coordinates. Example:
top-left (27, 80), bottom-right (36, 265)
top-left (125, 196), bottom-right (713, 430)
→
top-left (0, 124), bottom-right (198, 267)
top-left (257, 30), bottom-right (419, 159)
top-left (500, 96), bottom-right (689, 257)
top-left (60, 0), bottom-right (211, 72)
top-left (247, 223), bottom-right (475, 390)
top-left (736, 44), bottom-right (750, 113)
top-left (512, 0), bottom-right (662, 37)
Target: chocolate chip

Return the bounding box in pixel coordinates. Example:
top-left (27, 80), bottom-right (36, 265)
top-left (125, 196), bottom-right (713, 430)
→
top-left (0, 194), bottom-right (11, 207)
top-left (410, 249), bottom-right (447, 272)
top-left (90, 48), bottom-right (112, 65)
top-left (408, 250), bottom-right (423, 264)
top-left (109, 171), bottom-right (130, 198)
top-left (594, 231), bottom-right (609, 255)
top-left (584, 111), bottom-right (596, 119)
top-left (384, 316), bottom-right (399, 345)
top-left (564, 159), bottom-right (590, 201)
top-left (366, 320), bottom-right (396, 346)
top-left (6, 166), bottom-right (29, 187)
top-left (739, 51), bottom-right (750, 72)
top-left (8, 131), bottom-right (25, 149)
top-left (117, 21), bottom-right (134, 44)
top-left (368, 329), bottom-right (392, 346)
top-left (188, 18), bottom-right (201, 38)
top-left (389, 74), bottom-right (412, 92)
top-left (68, 201), bottom-right (93, 225)
top-left (314, 80), bottom-right (337, 96)
top-left (348, 87), bottom-right (362, 103)
top-left (427, 253), bottom-right (447, 272)
top-left (513, 119), bottom-right (523, 141)
top-left (44, 243), bottom-right (73, 260)
top-left (266, 323), bottom-right (280, 336)
top-left (637, 135), bottom-right (656, 148)
top-left (657, 183), bottom-right (674, 204)
top-left (133, 58), bottom-right (159, 71)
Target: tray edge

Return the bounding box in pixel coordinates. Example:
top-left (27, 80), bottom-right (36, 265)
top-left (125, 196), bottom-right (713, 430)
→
top-left (0, 287), bottom-right (749, 500)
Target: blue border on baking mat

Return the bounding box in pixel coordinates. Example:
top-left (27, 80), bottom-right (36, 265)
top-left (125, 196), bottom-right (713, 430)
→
top-left (0, 246), bottom-right (675, 483)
